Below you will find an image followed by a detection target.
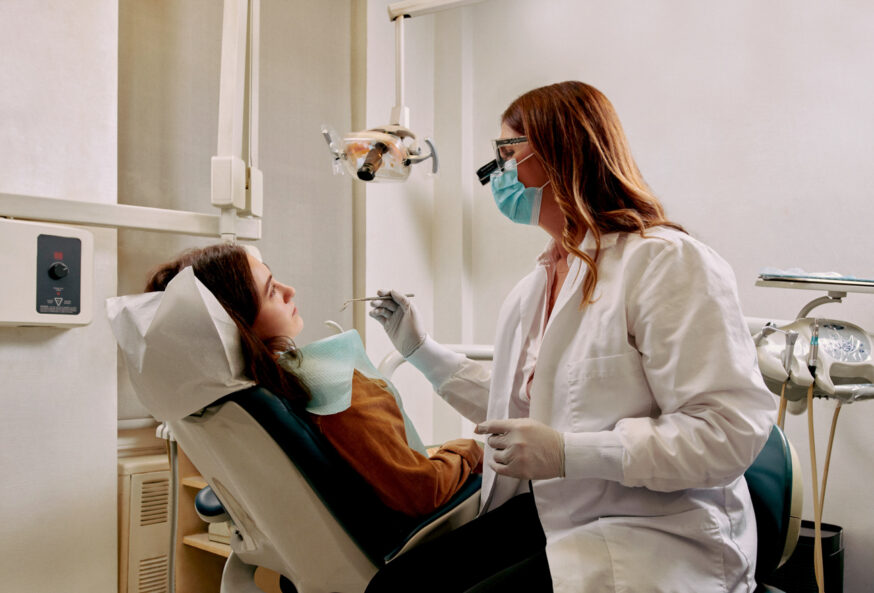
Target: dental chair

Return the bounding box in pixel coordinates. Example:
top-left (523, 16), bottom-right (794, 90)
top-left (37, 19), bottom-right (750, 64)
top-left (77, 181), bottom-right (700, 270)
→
top-left (745, 425), bottom-right (804, 593)
top-left (106, 267), bottom-right (481, 593)
top-left (174, 385), bottom-right (480, 593)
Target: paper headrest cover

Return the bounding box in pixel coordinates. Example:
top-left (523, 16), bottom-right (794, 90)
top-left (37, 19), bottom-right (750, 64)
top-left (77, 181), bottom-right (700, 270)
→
top-left (106, 266), bottom-right (255, 421)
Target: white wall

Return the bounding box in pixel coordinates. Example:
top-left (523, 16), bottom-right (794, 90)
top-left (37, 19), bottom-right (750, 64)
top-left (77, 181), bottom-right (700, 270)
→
top-left (428, 0), bottom-right (873, 589)
top-left (0, 2), bottom-right (118, 592)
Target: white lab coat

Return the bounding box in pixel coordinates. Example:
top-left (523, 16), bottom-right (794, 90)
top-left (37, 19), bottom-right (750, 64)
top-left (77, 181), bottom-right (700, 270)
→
top-left (408, 227), bottom-right (776, 592)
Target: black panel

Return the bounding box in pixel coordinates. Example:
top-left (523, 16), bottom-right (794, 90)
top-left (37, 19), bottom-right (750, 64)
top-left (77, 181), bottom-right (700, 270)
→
top-left (36, 234), bottom-right (81, 315)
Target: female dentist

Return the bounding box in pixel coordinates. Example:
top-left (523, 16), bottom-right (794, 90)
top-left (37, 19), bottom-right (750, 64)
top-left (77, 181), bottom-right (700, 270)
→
top-left (367, 81), bottom-right (776, 593)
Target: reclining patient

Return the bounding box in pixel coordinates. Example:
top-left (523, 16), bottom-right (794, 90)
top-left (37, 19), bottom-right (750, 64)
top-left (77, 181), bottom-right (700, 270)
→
top-left (144, 242), bottom-right (483, 517)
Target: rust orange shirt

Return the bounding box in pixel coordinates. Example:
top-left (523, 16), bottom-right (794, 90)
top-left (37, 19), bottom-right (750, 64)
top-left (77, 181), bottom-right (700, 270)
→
top-left (310, 370), bottom-right (483, 517)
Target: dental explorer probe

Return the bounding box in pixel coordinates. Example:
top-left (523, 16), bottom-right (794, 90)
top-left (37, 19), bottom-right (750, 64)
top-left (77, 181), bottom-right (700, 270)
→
top-left (340, 293), bottom-right (414, 311)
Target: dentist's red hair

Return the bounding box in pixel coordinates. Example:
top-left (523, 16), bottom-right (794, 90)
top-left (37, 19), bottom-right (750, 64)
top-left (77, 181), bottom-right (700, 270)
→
top-left (502, 80), bottom-right (685, 307)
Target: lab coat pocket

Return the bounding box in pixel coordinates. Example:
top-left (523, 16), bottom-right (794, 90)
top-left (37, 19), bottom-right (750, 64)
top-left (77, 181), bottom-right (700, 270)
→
top-left (565, 351), bottom-right (650, 431)
top-left (597, 508), bottom-right (727, 593)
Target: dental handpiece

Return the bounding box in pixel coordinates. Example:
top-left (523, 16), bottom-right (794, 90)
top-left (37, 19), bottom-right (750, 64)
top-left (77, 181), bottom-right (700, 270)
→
top-left (807, 319), bottom-right (820, 374)
top-left (782, 331), bottom-right (799, 375)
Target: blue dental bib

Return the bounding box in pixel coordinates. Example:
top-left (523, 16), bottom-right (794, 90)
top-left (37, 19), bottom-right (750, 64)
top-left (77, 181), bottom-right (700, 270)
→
top-left (278, 330), bottom-right (426, 455)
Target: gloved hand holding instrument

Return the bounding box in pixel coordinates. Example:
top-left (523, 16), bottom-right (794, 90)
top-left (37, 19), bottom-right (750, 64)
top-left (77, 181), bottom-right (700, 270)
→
top-left (368, 289), bottom-right (427, 357)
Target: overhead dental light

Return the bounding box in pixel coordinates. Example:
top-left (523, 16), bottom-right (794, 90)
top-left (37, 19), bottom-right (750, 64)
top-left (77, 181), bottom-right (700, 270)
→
top-left (323, 0), bottom-right (484, 183)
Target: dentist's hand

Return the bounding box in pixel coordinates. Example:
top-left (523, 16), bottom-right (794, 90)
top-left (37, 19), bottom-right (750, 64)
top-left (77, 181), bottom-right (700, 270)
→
top-left (368, 289), bottom-right (427, 357)
top-left (475, 418), bottom-right (565, 480)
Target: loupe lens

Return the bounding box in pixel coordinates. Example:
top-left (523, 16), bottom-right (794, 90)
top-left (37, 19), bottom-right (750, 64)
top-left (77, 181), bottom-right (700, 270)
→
top-left (476, 159), bottom-right (499, 185)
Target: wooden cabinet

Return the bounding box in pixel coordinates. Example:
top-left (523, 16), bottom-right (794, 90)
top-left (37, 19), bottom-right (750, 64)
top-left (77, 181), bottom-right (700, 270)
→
top-left (175, 449), bottom-right (281, 593)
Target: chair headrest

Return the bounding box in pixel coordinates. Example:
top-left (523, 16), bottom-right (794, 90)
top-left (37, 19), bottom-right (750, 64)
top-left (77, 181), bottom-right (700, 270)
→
top-left (106, 266), bottom-right (255, 421)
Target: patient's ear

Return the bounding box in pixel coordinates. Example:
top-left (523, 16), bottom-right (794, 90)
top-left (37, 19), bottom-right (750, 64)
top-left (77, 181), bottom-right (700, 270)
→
top-left (107, 266), bottom-right (255, 422)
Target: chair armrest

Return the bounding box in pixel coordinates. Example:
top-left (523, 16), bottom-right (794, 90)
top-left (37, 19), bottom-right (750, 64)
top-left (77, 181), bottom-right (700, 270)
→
top-left (384, 475), bottom-right (481, 562)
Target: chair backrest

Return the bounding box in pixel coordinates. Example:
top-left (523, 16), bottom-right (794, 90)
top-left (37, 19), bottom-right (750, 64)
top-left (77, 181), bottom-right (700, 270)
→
top-left (169, 385), bottom-right (480, 593)
top-left (744, 425), bottom-right (803, 583)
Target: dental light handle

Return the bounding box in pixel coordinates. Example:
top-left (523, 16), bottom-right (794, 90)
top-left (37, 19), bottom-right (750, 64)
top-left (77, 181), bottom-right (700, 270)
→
top-left (322, 128), bottom-right (341, 159)
top-left (405, 137), bottom-right (439, 174)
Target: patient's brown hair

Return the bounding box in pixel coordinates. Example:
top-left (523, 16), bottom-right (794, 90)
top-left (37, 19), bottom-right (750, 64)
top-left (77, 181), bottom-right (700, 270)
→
top-left (145, 243), bottom-right (310, 408)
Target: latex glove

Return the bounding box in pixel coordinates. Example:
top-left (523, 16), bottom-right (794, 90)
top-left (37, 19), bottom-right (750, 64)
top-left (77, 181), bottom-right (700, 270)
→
top-left (368, 289), bottom-right (427, 357)
top-left (475, 418), bottom-right (565, 480)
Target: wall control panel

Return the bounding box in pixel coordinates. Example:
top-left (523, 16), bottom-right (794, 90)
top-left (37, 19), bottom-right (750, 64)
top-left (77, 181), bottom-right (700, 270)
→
top-left (0, 218), bottom-right (93, 327)
top-left (36, 234), bottom-right (83, 316)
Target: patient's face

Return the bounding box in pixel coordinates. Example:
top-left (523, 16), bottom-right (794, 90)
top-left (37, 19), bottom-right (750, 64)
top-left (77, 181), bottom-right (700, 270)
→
top-left (248, 255), bottom-right (304, 342)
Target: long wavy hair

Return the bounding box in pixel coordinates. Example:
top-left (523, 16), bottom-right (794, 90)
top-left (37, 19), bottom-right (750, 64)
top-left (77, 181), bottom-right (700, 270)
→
top-left (145, 243), bottom-right (310, 408)
top-left (502, 81), bottom-right (685, 307)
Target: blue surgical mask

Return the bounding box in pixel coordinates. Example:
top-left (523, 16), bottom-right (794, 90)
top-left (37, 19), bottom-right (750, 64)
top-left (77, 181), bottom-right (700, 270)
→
top-left (489, 155), bottom-right (550, 225)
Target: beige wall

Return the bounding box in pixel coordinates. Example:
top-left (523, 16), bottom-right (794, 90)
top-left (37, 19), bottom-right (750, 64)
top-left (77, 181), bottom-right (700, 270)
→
top-left (0, 2), bottom-right (118, 592)
top-left (117, 0), bottom-right (355, 420)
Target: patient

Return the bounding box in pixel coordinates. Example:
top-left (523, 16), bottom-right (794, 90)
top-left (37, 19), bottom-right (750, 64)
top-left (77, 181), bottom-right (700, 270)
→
top-left (145, 243), bottom-right (482, 517)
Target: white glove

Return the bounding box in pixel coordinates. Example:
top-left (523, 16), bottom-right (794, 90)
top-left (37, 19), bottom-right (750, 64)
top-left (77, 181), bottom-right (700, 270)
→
top-left (475, 418), bottom-right (565, 480)
top-left (368, 289), bottom-right (427, 358)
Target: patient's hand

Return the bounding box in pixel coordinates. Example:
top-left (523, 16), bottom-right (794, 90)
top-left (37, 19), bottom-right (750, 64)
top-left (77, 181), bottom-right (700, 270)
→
top-left (431, 439), bottom-right (484, 475)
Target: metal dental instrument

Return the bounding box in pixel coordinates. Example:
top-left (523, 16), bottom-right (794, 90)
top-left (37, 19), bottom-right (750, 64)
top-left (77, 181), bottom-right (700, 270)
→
top-left (340, 293), bottom-right (414, 311)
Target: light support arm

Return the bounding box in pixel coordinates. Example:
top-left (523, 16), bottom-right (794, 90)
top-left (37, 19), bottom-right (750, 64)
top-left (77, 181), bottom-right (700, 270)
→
top-left (212, 0), bottom-right (264, 242)
top-left (246, 0), bottom-right (263, 219)
top-left (390, 15), bottom-right (409, 128)
top-left (0, 193), bottom-right (261, 240)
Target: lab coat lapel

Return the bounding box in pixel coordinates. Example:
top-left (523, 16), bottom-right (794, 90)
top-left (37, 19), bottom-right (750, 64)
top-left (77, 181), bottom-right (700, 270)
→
top-left (529, 261), bottom-right (583, 423)
top-left (541, 232), bottom-right (619, 340)
top-left (517, 255), bottom-right (552, 346)
top-left (530, 232), bottom-right (619, 423)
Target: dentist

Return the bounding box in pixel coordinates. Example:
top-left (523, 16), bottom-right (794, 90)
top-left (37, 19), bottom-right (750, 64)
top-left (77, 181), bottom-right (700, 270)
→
top-left (367, 81), bottom-right (775, 593)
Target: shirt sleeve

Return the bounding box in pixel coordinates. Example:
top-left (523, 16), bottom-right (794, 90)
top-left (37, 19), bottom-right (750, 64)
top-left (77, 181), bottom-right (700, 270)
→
top-left (407, 335), bottom-right (492, 424)
top-left (564, 237), bottom-right (776, 491)
top-left (312, 370), bottom-right (484, 517)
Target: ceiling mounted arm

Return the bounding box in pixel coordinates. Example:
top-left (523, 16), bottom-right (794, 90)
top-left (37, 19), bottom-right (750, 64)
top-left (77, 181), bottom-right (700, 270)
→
top-left (390, 14), bottom-right (408, 128)
top-left (387, 0), bottom-right (485, 21)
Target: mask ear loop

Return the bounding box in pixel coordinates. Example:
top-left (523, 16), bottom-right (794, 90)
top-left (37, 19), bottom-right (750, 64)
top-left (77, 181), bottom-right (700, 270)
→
top-left (516, 152), bottom-right (551, 192)
top-left (514, 152), bottom-right (534, 167)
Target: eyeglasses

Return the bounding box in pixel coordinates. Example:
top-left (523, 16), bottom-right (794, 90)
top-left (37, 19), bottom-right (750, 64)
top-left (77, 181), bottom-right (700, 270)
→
top-left (475, 136), bottom-right (530, 186)
top-left (492, 136), bottom-right (528, 170)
